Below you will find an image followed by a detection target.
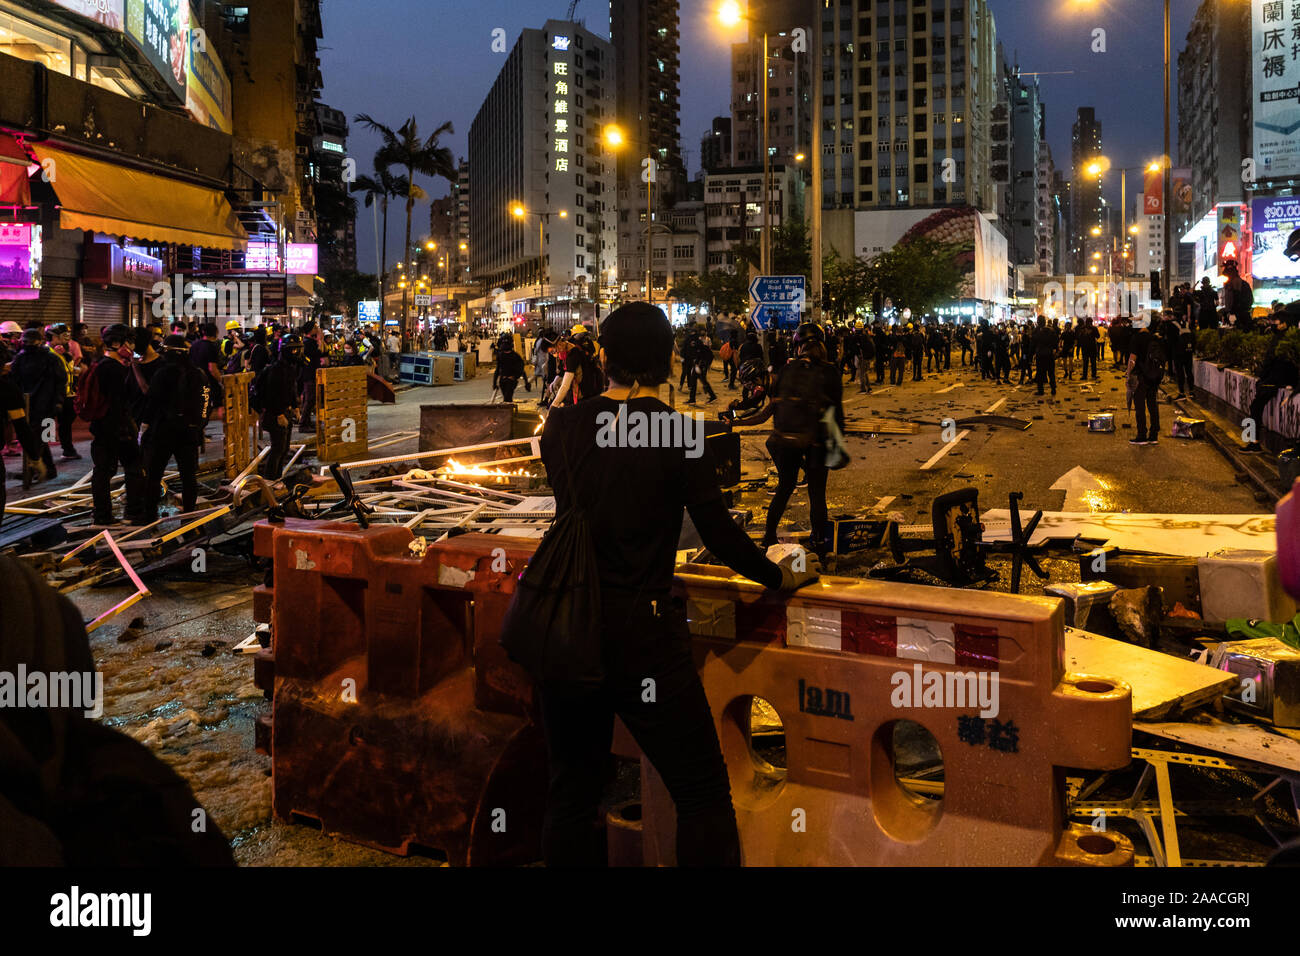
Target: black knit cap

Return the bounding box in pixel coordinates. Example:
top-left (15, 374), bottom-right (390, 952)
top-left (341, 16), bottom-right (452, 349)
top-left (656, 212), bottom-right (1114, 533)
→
top-left (599, 302), bottom-right (673, 382)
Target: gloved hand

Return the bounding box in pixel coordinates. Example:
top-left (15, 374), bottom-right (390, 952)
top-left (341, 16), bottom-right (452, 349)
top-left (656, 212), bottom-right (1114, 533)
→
top-left (766, 543), bottom-right (820, 590)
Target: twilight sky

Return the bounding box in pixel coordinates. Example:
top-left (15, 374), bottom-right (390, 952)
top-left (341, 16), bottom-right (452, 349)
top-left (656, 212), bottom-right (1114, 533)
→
top-left (318, 0), bottom-right (1200, 274)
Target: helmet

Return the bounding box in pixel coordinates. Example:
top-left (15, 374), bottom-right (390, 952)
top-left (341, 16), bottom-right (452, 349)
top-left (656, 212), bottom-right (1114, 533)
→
top-left (45, 323), bottom-right (69, 336)
top-left (225, 319), bottom-right (242, 331)
top-left (1287, 227), bottom-right (1300, 262)
top-left (162, 333), bottom-right (189, 352)
top-left (21, 328), bottom-right (44, 345)
top-left (854, 320), bottom-right (865, 330)
top-left (0, 321), bottom-right (21, 336)
top-left (793, 322), bottom-right (824, 347)
top-left (497, 332), bottom-right (514, 351)
top-left (571, 323), bottom-right (588, 335)
top-left (280, 332), bottom-right (304, 351)
top-left (101, 324), bottom-right (130, 347)
top-left (737, 358), bottom-right (767, 388)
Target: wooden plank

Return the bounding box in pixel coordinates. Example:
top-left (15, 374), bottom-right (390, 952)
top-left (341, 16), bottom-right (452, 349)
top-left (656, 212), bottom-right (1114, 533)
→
top-left (982, 511), bottom-right (1276, 557)
top-left (1136, 716), bottom-right (1300, 775)
top-left (1064, 626), bottom-right (1236, 719)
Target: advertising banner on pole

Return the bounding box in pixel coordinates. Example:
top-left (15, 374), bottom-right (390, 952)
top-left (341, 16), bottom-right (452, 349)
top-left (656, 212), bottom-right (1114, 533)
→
top-left (1252, 0), bottom-right (1300, 179)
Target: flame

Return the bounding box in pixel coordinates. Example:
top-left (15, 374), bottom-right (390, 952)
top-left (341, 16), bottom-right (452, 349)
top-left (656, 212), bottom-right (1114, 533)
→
top-left (402, 459), bottom-right (535, 484)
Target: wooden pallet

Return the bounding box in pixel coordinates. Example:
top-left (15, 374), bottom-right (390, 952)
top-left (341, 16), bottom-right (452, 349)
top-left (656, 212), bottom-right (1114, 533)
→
top-left (222, 371), bottom-right (256, 480)
top-left (316, 366), bottom-right (369, 463)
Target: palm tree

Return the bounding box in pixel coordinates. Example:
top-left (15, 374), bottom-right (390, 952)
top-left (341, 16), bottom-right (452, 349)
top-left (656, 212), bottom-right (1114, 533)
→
top-left (354, 114), bottom-right (457, 337)
top-left (351, 164), bottom-right (408, 325)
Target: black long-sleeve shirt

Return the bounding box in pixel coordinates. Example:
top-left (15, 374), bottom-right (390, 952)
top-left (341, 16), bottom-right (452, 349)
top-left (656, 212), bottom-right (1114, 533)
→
top-left (542, 396), bottom-right (782, 593)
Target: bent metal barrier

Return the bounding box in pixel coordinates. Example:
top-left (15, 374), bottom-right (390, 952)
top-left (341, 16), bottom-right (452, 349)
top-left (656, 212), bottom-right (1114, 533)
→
top-left (634, 565), bottom-right (1136, 866)
top-left (251, 519), bottom-right (545, 865)
top-left (252, 519), bottom-right (1134, 866)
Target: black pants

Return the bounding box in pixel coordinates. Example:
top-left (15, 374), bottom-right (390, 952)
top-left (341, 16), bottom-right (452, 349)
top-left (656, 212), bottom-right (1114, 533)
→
top-left (688, 368), bottom-right (716, 403)
top-left (911, 352), bottom-right (922, 380)
top-left (995, 356), bottom-right (1010, 382)
top-left (499, 377), bottom-right (518, 403)
top-left (1174, 352), bottom-right (1194, 395)
top-left (764, 437), bottom-right (829, 553)
top-left (960, 345), bottom-right (972, 366)
top-left (298, 377), bottom-right (316, 428)
top-left (28, 404), bottom-right (58, 477)
top-left (1133, 380), bottom-right (1160, 441)
top-left (142, 427), bottom-right (200, 516)
top-left (1249, 383), bottom-right (1281, 440)
top-left (1081, 349), bottom-right (1097, 380)
top-left (875, 357), bottom-right (886, 383)
top-left (90, 427), bottom-right (145, 524)
top-left (56, 397), bottom-right (76, 455)
top-left (261, 416), bottom-right (292, 479)
top-left (723, 356), bottom-right (737, 387)
top-left (1035, 356), bottom-right (1056, 394)
top-left (538, 596), bottom-right (740, 867)
top-left (889, 356), bottom-right (906, 385)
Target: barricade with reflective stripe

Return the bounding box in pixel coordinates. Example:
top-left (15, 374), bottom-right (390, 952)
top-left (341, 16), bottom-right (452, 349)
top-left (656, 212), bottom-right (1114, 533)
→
top-left (635, 566), bottom-right (1135, 866)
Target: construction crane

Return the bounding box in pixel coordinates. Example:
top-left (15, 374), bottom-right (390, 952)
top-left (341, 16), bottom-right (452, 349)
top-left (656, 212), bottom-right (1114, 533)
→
top-left (565, 0), bottom-right (579, 22)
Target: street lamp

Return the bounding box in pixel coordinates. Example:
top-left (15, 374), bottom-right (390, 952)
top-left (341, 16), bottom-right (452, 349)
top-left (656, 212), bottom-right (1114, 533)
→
top-left (511, 203), bottom-right (567, 310)
top-left (1077, 0), bottom-right (1173, 300)
top-left (604, 123), bottom-right (672, 304)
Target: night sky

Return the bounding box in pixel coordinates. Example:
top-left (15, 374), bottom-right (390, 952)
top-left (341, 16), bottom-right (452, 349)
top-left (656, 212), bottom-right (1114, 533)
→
top-left (318, 0), bottom-right (1201, 273)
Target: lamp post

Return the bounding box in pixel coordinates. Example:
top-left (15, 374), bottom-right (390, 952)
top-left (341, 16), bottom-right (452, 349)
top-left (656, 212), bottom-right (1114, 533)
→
top-left (718, 0), bottom-right (772, 277)
top-left (603, 124), bottom-right (672, 304)
top-left (510, 203), bottom-right (567, 320)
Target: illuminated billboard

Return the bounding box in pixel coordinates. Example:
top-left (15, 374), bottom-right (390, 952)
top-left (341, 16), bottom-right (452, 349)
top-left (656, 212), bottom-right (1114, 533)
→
top-left (0, 223), bottom-right (43, 300)
top-left (244, 242), bottom-right (318, 274)
top-left (50, 0), bottom-right (125, 30)
top-left (1253, 0), bottom-right (1300, 179)
top-left (185, 2), bottom-right (232, 133)
top-left (126, 0), bottom-right (188, 101)
top-left (1251, 196), bottom-right (1300, 280)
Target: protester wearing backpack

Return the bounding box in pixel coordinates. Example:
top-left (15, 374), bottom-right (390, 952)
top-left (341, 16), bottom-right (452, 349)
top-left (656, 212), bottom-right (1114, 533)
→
top-left (492, 333), bottom-right (528, 402)
top-left (8, 328), bottom-right (65, 480)
top-left (736, 323), bottom-right (845, 559)
top-left (252, 333), bottom-right (303, 479)
top-left (686, 334), bottom-right (717, 405)
top-left (513, 301), bottom-right (814, 867)
top-left (82, 324), bottom-right (148, 525)
top-left (1126, 311), bottom-right (1164, 446)
top-left (140, 335), bottom-right (211, 520)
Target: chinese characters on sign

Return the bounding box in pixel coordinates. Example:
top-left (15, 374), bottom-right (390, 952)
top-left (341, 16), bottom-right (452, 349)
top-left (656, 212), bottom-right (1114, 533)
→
top-left (1253, 0), bottom-right (1300, 179)
top-left (552, 54), bottom-right (570, 173)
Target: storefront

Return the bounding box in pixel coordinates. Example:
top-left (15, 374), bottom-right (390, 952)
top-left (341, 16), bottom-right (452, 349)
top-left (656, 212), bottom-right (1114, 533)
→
top-left (81, 240), bottom-right (164, 329)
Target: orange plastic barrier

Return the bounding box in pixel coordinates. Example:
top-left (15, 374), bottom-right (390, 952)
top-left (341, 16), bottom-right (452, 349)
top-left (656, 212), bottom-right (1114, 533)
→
top-left (251, 519), bottom-right (544, 864)
top-left (636, 565), bottom-right (1135, 866)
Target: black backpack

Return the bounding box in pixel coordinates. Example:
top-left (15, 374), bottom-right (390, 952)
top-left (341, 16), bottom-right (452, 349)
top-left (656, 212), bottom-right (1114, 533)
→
top-left (166, 363), bottom-right (211, 439)
top-left (1141, 334), bottom-right (1166, 384)
top-left (772, 358), bottom-right (829, 449)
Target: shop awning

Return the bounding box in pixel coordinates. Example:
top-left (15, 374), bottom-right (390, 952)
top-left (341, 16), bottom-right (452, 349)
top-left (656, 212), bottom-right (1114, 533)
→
top-left (31, 144), bottom-right (246, 250)
top-left (0, 134), bottom-right (33, 207)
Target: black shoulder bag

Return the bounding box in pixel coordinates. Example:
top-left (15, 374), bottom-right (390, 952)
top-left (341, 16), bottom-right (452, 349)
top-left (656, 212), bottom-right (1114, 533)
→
top-left (498, 433), bottom-right (604, 685)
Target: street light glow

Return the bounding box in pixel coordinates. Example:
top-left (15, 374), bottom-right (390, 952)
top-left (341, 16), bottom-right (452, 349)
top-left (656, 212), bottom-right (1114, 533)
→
top-left (1090, 226), bottom-right (1102, 236)
top-left (603, 125), bottom-right (625, 148)
top-left (511, 204), bottom-right (525, 218)
top-left (718, 0), bottom-right (743, 28)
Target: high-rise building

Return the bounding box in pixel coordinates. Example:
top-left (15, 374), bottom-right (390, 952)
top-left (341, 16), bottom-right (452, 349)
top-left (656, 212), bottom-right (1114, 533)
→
top-left (1070, 107), bottom-right (1103, 273)
top-left (703, 164), bottom-right (805, 274)
top-left (1052, 169), bottom-right (1071, 274)
top-left (731, 31), bottom-right (811, 168)
top-left (468, 20), bottom-right (616, 305)
top-left (312, 103), bottom-right (356, 274)
top-left (1007, 67), bottom-right (1043, 271)
top-left (817, 0), bottom-right (999, 213)
top-left (1036, 141), bottom-right (1058, 274)
top-left (1177, 0), bottom-right (1250, 228)
top-left (611, 0), bottom-right (684, 296)
top-left (453, 159), bottom-right (470, 283)
top-left (700, 117), bottom-right (733, 175)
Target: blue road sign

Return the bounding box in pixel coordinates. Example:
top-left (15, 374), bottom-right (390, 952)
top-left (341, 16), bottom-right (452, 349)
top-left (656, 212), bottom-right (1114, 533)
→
top-left (750, 302), bottom-right (803, 331)
top-left (749, 274), bottom-right (806, 330)
top-left (749, 275), bottom-right (806, 305)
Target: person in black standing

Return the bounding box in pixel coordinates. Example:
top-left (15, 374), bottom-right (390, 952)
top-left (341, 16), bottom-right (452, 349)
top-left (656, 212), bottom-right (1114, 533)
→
top-left (737, 323), bottom-right (844, 559)
top-left (993, 325), bottom-right (1012, 384)
top-left (1125, 312), bottom-right (1163, 446)
top-left (8, 328), bottom-right (64, 480)
top-left (1078, 317), bottom-right (1099, 381)
top-left (86, 325), bottom-right (147, 525)
top-left (1033, 315), bottom-right (1059, 397)
top-left (1223, 262), bottom-right (1254, 330)
top-left (247, 326), bottom-right (272, 375)
top-left (873, 323), bottom-right (889, 383)
top-left (253, 333), bottom-right (302, 479)
top-left (736, 329), bottom-right (763, 372)
top-left (493, 333), bottom-right (528, 403)
top-left (536, 301), bottom-right (814, 867)
top-left (140, 335), bottom-right (210, 520)
top-left (298, 324), bottom-right (322, 432)
top-left (909, 324), bottom-right (924, 381)
top-left (1195, 277), bottom-right (1220, 330)
top-left (1171, 317), bottom-right (1196, 399)
top-left (551, 326), bottom-right (604, 409)
top-left (722, 328), bottom-right (741, 388)
top-left (1, 374), bottom-right (46, 522)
